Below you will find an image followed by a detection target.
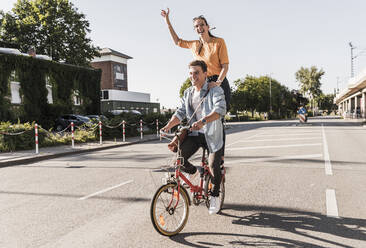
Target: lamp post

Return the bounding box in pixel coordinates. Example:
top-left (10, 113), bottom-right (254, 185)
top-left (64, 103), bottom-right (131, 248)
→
top-left (267, 74), bottom-right (273, 115)
top-left (349, 42), bottom-right (366, 78)
top-left (349, 42), bottom-right (355, 78)
top-left (269, 77), bottom-right (272, 113)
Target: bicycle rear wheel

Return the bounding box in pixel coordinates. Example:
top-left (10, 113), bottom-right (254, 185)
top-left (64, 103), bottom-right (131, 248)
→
top-left (204, 175), bottom-right (225, 212)
top-left (150, 183), bottom-right (189, 236)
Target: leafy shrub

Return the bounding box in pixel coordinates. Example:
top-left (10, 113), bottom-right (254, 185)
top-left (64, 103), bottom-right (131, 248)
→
top-left (100, 112), bottom-right (172, 139)
top-left (0, 121), bottom-right (97, 152)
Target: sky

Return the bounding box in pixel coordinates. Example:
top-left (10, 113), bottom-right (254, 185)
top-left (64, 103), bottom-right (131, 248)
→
top-left (2, 0), bottom-right (366, 108)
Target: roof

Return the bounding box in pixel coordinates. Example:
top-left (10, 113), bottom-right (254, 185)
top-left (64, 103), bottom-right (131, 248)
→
top-left (99, 48), bottom-right (133, 59)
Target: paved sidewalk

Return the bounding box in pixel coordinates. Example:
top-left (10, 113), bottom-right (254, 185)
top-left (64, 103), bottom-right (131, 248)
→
top-left (0, 134), bottom-right (160, 168)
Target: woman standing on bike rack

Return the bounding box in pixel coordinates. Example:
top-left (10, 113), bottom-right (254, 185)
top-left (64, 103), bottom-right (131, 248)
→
top-left (161, 60), bottom-right (226, 214)
top-left (161, 8), bottom-right (230, 165)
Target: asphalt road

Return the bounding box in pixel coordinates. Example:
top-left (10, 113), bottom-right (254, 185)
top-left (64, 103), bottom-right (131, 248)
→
top-left (1, 118), bottom-right (365, 248)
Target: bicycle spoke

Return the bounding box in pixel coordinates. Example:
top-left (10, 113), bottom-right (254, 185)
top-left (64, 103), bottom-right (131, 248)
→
top-left (151, 183), bottom-right (189, 236)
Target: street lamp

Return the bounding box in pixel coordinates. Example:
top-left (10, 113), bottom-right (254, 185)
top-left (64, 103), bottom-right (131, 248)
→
top-left (349, 42), bottom-right (366, 78)
top-left (267, 74), bottom-right (273, 114)
top-left (269, 77), bottom-right (272, 113)
top-left (349, 42), bottom-right (355, 78)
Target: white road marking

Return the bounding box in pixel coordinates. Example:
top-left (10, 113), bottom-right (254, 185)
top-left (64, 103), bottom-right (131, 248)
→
top-left (321, 124), bottom-right (333, 175)
top-left (326, 189), bottom-right (339, 218)
top-left (225, 153), bottom-right (322, 164)
top-left (226, 133), bottom-right (259, 148)
top-left (256, 133), bottom-right (320, 137)
top-left (233, 137), bottom-right (320, 143)
top-left (226, 143), bottom-right (321, 151)
top-left (79, 180), bottom-right (134, 200)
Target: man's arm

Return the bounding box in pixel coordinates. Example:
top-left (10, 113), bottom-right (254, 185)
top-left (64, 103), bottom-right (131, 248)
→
top-left (191, 111), bottom-right (220, 130)
top-left (161, 115), bottom-right (181, 132)
top-left (191, 87), bottom-right (226, 130)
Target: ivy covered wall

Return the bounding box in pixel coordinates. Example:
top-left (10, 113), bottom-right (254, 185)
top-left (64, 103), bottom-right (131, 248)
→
top-left (0, 53), bottom-right (101, 128)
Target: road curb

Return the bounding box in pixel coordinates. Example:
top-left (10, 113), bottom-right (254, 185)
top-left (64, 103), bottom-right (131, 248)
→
top-left (0, 137), bottom-right (160, 168)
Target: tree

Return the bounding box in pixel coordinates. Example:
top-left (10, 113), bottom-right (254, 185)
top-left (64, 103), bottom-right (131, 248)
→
top-left (230, 79), bottom-right (247, 117)
top-left (179, 78), bottom-right (191, 98)
top-left (231, 76), bottom-right (269, 117)
top-left (230, 75), bottom-right (300, 119)
top-left (0, 0), bottom-right (99, 66)
top-left (318, 93), bottom-right (337, 113)
top-left (295, 66), bottom-right (325, 113)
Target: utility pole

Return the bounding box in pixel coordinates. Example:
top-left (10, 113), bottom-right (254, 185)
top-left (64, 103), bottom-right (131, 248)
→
top-left (267, 74), bottom-right (273, 116)
top-left (349, 42), bottom-right (366, 78)
top-left (349, 42), bottom-right (355, 78)
top-left (269, 77), bottom-right (272, 113)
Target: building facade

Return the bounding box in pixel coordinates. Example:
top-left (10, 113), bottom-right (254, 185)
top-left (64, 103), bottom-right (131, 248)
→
top-left (335, 67), bottom-right (366, 119)
top-left (91, 48), bottom-right (160, 114)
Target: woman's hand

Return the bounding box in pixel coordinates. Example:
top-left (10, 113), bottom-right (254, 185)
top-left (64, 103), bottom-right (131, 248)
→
top-left (208, 81), bottom-right (220, 89)
top-left (161, 8), bottom-right (170, 22)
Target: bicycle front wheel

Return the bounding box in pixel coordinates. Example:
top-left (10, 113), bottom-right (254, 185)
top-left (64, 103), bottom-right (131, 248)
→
top-left (204, 175), bottom-right (225, 212)
top-left (150, 183), bottom-right (189, 236)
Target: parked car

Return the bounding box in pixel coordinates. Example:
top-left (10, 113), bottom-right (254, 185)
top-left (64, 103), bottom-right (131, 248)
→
top-left (86, 115), bottom-right (108, 122)
top-left (54, 114), bottom-right (92, 131)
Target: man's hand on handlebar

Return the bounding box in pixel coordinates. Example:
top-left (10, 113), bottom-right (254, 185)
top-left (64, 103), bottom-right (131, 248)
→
top-left (160, 126), bottom-right (171, 136)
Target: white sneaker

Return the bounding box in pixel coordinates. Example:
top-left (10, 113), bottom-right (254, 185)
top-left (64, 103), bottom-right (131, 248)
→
top-left (208, 196), bottom-right (220, 215)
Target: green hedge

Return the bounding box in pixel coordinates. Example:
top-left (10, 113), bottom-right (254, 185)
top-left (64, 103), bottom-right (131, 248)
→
top-left (0, 121), bottom-right (97, 152)
top-left (0, 53), bottom-right (101, 128)
top-left (0, 112), bottom-right (173, 152)
top-left (99, 112), bottom-right (172, 139)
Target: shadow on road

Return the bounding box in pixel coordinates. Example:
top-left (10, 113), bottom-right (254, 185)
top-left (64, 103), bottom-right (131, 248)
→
top-left (0, 190), bottom-right (150, 202)
top-left (170, 203), bottom-right (366, 248)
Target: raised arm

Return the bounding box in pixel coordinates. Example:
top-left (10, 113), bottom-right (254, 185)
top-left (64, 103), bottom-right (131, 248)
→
top-left (161, 8), bottom-right (180, 45)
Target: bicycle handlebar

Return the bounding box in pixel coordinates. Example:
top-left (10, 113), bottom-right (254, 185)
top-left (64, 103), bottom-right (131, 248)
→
top-left (160, 126), bottom-right (191, 137)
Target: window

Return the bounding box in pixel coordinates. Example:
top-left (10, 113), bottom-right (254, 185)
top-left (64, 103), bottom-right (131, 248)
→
top-left (102, 90), bottom-right (109, 100)
top-left (10, 70), bottom-right (19, 81)
top-left (113, 64), bottom-right (127, 89)
top-left (73, 90), bottom-right (81, 105)
top-left (116, 72), bottom-right (124, 80)
top-left (10, 82), bottom-right (21, 104)
top-left (46, 84), bottom-right (53, 104)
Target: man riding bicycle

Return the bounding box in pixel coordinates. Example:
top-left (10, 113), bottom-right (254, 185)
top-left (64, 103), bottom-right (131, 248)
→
top-left (161, 60), bottom-right (226, 214)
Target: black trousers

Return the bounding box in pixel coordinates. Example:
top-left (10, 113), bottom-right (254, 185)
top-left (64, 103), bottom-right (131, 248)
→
top-left (208, 75), bottom-right (229, 158)
top-left (207, 75), bottom-right (231, 112)
top-left (180, 133), bottom-right (223, 197)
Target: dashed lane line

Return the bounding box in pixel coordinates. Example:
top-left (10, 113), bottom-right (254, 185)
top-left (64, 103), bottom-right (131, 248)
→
top-left (255, 133), bottom-right (321, 137)
top-left (226, 133), bottom-right (259, 148)
top-left (224, 153), bottom-right (322, 164)
top-left (326, 189), bottom-right (339, 218)
top-left (232, 137), bottom-right (320, 143)
top-left (226, 143), bottom-right (321, 151)
top-left (78, 180), bottom-right (134, 200)
top-left (321, 124), bottom-right (333, 175)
